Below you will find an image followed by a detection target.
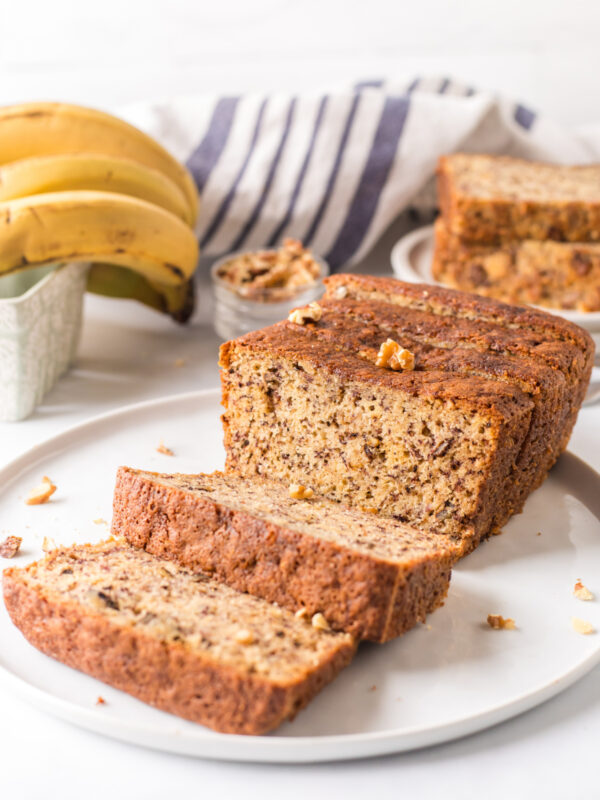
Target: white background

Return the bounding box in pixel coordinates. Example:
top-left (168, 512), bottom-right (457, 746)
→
top-left (1, 1), bottom-right (600, 798)
top-left (2, 0), bottom-right (600, 126)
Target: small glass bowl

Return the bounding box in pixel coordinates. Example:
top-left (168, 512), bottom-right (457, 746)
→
top-left (211, 249), bottom-right (330, 340)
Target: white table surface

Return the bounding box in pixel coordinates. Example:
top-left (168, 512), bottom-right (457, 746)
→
top-left (2, 1), bottom-right (600, 793)
top-left (2, 238), bottom-right (600, 799)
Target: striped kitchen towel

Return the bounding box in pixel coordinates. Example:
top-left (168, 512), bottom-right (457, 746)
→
top-left (120, 77), bottom-right (600, 271)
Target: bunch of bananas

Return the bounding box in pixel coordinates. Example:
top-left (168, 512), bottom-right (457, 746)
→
top-left (0, 102), bottom-right (200, 322)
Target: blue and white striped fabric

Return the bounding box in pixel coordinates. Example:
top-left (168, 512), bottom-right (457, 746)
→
top-left (121, 77), bottom-right (600, 271)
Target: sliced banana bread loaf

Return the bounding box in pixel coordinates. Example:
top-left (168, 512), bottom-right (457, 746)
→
top-left (221, 276), bottom-right (593, 549)
top-left (432, 216), bottom-right (600, 312)
top-left (3, 541), bottom-right (355, 735)
top-left (112, 467), bottom-right (458, 643)
top-left (437, 153), bottom-right (600, 243)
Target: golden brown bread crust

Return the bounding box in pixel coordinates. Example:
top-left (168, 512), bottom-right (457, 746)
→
top-left (304, 298), bottom-right (570, 522)
top-left (432, 216), bottom-right (600, 312)
top-left (220, 318), bottom-right (535, 547)
top-left (323, 274), bottom-right (594, 419)
top-left (323, 275), bottom-right (594, 504)
top-left (222, 276), bottom-right (592, 548)
top-left (323, 273), bottom-right (594, 356)
top-left (112, 467), bottom-right (454, 643)
top-left (3, 563), bottom-right (356, 735)
top-left (437, 153), bottom-right (600, 243)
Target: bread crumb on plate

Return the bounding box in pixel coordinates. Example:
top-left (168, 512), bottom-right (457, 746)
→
top-left (573, 580), bottom-right (594, 601)
top-left (25, 476), bottom-right (56, 505)
top-left (0, 535), bottom-right (22, 558)
top-left (487, 614), bottom-right (516, 630)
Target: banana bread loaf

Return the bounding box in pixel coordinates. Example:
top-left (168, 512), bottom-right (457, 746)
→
top-left (432, 216), bottom-right (600, 312)
top-left (220, 276), bottom-right (593, 550)
top-left (112, 467), bottom-right (458, 642)
top-left (3, 541), bottom-right (355, 735)
top-left (437, 153), bottom-right (600, 243)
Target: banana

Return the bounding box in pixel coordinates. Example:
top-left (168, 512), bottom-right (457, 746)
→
top-left (0, 102), bottom-right (198, 224)
top-left (87, 263), bottom-right (195, 323)
top-left (0, 191), bottom-right (198, 286)
top-left (0, 154), bottom-right (193, 225)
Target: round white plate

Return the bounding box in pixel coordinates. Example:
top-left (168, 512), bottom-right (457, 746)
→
top-left (390, 224), bottom-right (600, 334)
top-left (1, 389), bottom-right (599, 763)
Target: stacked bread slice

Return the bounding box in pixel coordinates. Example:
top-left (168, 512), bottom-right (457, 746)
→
top-left (3, 276), bottom-right (594, 735)
top-left (433, 154), bottom-right (600, 312)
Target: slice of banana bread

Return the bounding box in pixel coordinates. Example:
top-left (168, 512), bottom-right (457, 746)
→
top-left (3, 541), bottom-right (355, 735)
top-left (112, 467), bottom-right (458, 643)
top-left (432, 216), bottom-right (600, 312)
top-left (438, 153), bottom-right (600, 243)
top-left (221, 276), bottom-right (593, 549)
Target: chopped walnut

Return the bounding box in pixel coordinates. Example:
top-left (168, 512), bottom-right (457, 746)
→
top-left (0, 535), bottom-right (22, 558)
top-left (295, 607), bottom-right (309, 620)
top-left (156, 440), bottom-right (174, 456)
top-left (234, 629), bottom-right (254, 645)
top-left (42, 536), bottom-right (57, 553)
top-left (572, 617), bottom-right (595, 635)
top-left (217, 238), bottom-right (322, 302)
top-left (574, 580), bottom-right (594, 601)
top-left (288, 301), bottom-right (322, 325)
top-left (334, 285), bottom-right (348, 299)
top-left (311, 612), bottom-right (330, 631)
top-left (289, 484), bottom-right (314, 500)
top-left (487, 614), bottom-right (516, 630)
top-left (25, 476), bottom-right (56, 505)
top-left (375, 339), bottom-right (415, 371)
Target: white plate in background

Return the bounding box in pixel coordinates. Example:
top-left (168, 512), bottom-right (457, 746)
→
top-left (0, 390), bottom-right (599, 763)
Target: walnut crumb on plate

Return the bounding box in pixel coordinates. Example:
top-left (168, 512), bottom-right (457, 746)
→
top-left (25, 476), bottom-right (56, 505)
top-left (572, 617), bottom-right (595, 635)
top-left (573, 580), bottom-right (594, 601)
top-left (156, 440), bottom-right (174, 456)
top-left (0, 535), bottom-right (22, 558)
top-left (487, 614), bottom-right (516, 630)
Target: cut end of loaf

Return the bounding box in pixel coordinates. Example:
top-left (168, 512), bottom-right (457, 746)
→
top-left (112, 466), bottom-right (457, 642)
top-left (3, 541), bottom-right (355, 734)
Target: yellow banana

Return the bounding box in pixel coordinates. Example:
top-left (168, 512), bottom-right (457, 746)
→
top-left (87, 263), bottom-right (195, 323)
top-left (0, 154), bottom-right (193, 225)
top-left (0, 102), bottom-right (198, 224)
top-left (0, 191), bottom-right (199, 286)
